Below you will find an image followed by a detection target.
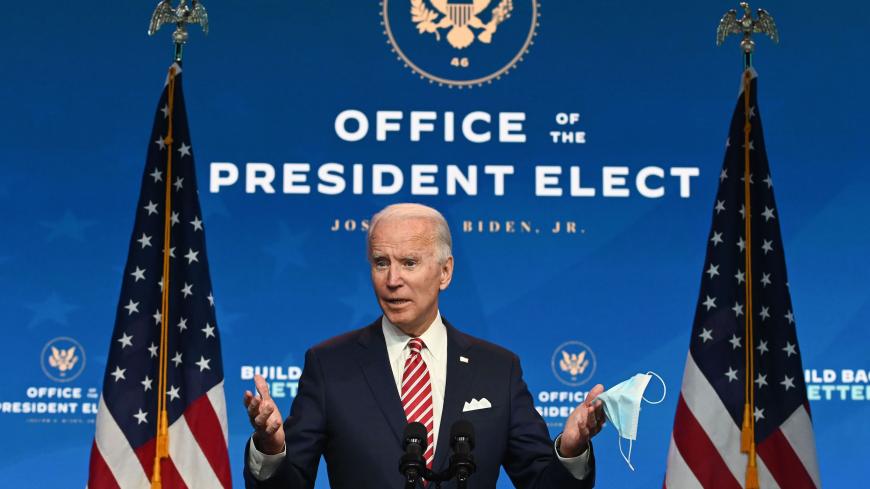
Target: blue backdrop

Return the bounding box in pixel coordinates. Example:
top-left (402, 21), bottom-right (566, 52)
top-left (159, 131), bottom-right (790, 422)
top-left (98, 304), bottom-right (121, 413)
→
top-left (1, 1), bottom-right (868, 487)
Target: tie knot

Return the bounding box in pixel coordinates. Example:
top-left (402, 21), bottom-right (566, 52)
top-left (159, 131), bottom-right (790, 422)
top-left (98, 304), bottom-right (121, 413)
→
top-left (407, 338), bottom-right (426, 354)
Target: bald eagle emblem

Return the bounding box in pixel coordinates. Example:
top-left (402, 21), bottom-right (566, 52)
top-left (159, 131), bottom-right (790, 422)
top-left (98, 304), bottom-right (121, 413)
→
top-left (551, 341), bottom-right (597, 386)
top-left (559, 350), bottom-right (589, 378)
top-left (41, 337), bottom-right (86, 382)
top-left (411, 0), bottom-right (514, 49)
top-left (48, 346), bottom-right (78, 376)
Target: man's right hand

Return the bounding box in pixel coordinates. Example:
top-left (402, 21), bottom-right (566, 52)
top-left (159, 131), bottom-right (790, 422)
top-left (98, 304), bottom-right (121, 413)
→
top-left (244, 374), bottom-right (285, 455)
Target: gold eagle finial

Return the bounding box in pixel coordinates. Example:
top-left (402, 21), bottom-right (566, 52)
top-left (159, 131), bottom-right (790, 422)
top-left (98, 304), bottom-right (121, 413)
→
top-left (717, 2), bottom-right (779, 54)
top-left (148, 0), bottom-right (208, 61)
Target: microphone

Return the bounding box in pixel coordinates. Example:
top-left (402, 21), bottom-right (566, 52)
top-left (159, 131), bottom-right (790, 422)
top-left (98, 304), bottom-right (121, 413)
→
top-left (449, 420), bottom-right (476, 486)
top-left (399, 422), bottom-right (428, 488)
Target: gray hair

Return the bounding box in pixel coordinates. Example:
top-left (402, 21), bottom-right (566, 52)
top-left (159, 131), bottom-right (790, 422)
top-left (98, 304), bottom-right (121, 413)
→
top-left (367, 203), bottom-right (453, 264)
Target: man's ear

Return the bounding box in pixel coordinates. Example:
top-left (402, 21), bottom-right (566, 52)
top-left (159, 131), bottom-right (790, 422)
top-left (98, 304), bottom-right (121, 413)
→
top-left (439, 256), bottom-right (454, 291)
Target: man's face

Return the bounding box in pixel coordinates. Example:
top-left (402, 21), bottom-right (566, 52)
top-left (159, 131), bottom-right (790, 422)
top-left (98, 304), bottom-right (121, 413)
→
top-left (369, 217), bottom-right (453, 334)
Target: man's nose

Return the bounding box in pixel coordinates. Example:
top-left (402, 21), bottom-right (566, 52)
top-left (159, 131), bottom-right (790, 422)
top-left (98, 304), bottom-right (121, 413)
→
top-left (386, 264), bottom-right (404, 288)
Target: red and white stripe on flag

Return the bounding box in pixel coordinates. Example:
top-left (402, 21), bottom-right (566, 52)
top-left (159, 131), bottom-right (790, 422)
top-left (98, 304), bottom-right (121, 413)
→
top-left (87, 383), bottom-right (231, 489)
top-left (664, 354), bottom-right (821, 489)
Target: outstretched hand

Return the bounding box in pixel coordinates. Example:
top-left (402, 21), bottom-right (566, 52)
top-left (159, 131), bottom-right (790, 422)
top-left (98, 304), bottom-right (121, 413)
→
top-left (559, 383), bottom-right (606, 458)
top-left (243, 374), bottom-right (285, 455)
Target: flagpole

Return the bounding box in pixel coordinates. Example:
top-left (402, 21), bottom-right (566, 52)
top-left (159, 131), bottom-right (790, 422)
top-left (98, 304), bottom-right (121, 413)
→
top-left (716, 4), bottom-right (779, 489)
top-left (146, 3), bottom-right (209, 487)
top-left (666, 8), bottom-right (817, 486)
top-left (740, 69), bottom-right (759, 489)
top-left (150, 65), bottom-right (177, 489)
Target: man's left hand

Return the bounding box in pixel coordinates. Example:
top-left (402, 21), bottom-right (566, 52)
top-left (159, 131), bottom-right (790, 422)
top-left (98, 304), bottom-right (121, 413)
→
top-left (559, 383), bottom-right (606, 457)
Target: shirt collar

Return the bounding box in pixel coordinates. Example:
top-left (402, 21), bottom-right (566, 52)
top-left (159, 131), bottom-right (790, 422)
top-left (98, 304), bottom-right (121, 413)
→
top-left (382, 312), bottom-right (446, 362)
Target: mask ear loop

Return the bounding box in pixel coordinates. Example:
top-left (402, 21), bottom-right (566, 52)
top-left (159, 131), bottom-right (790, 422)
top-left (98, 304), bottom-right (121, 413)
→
top-left (642, 371), bottom-right (667, 405)
top-left (618, 435), bottom-right (635, 471)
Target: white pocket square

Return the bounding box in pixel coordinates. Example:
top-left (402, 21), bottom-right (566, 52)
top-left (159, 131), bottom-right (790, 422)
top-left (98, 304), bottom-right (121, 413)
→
top-left (462, 397), bottom-right (492, 412)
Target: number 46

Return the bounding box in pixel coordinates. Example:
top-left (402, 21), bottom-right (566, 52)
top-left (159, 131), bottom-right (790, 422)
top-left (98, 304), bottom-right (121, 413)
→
top-left (451, 57), bottom-right (469, 68)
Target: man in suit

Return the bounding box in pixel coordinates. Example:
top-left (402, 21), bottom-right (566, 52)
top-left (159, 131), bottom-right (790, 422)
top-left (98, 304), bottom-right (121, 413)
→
top-left (243, 203), bottom-right (606, 488)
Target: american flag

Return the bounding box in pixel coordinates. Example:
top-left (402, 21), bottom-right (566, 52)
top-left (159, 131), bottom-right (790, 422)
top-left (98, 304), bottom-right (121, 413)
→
top-left (87, 63), bottom-right (232, 489)
top-left (664, 70), bottom-right (821, 489)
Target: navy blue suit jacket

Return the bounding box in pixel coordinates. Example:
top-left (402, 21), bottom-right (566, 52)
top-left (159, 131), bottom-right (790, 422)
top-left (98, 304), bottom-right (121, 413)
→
top-left (244, 318), bottom-right (595, 489)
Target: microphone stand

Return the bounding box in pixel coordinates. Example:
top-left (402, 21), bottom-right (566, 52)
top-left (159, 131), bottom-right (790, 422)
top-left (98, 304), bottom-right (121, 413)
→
top-left (415, 462), bottom-right (472, 489)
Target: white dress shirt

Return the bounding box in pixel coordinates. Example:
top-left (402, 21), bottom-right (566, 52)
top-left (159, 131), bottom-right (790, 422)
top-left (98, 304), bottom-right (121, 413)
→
top-left (248, 313), bottom-right (590, 481)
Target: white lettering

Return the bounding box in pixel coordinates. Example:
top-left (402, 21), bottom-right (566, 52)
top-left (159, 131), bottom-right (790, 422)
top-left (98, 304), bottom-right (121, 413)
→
top-left (536, 166), bottom-right (563, 196)
top-left (462, 111), bottom-right (491, 143)
top-left (317, 163), bottom-right (346, 195)
top-left (334, 110), bottom-right (368, 142)
top-left (636, 166), bottom-right (665, 198)
top-left (241, 366), bottom-right (253, 380)
top-left (210, 162), bottom-right (239, 193)
top-left (410, 165), bottom-right (439, 195)
top-left (570, 167), bottom-right (596, 197)
top-left (446, 165), bottom-right (477, 196)
top-left (352, 164), bottom-right (364, 195)
top-left (245, 163), bottom-right (276, 194)
top-left (372, 164), bottom-right (404, 194)
top-left (444, 112), bottom-right (455, 142)
top-left (499, 112), bottom-right (526, 143)
top-left (282, 163), bottom-right (311, 194)
top-left (376, 111), bottom-right (403, 141)
top-left (410, 111), bottom-right (437, 142)
top-left (602, 166), bottom-right (630, 197)
top-left (484, 165), bottom-right (514, 196)
top-left (670, 167), bottom-right (700, 198)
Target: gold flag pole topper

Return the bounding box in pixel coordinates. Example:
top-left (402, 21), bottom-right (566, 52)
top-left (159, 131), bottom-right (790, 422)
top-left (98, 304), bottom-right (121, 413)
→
top-left (145, 2), bottom-right (207, 487)
top-left (716, 1), bottom-right (779, 69)
top-left (148, 0), bottom-right (209, 63)
top-left (716, 4), bottom-right (779, 489)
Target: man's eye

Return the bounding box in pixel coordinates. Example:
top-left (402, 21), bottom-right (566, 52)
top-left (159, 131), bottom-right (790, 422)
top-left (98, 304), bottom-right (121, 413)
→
top-left (403, 260), bottom-right (417, 268)
top-left (374, 260), bottom-right (388, 268)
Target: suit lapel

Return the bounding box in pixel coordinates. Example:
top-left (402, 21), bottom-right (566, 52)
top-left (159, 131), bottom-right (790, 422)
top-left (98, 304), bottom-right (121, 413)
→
top-left (356, 320), bottom-right (407, 446)
top-left (433, 321), bottom-right (475, 473)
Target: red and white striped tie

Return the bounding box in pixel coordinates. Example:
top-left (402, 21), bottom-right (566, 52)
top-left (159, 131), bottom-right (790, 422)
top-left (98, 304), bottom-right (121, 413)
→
top-left (401, 338), bottom-right (435, 470)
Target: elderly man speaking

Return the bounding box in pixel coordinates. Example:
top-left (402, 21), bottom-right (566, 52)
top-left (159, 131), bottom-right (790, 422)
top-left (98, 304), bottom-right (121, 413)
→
top-left (243, 203), bottom-right (606, 489)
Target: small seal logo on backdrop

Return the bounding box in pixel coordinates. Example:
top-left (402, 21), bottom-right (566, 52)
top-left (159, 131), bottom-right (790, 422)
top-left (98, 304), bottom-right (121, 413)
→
top-left (551, 341), bottom-right (597, 387)
top-left (381, 0), bottom-right (539, 87)
top-left (41, 337), bottom-right (86, 383)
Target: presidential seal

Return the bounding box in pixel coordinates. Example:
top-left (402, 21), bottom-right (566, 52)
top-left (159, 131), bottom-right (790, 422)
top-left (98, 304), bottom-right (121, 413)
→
top-left (41, 336), bottom-right (86, 383)
top-left (381, 0), bottom-right (540, 87)
top-left (551, 340), bottom-right (597, 387)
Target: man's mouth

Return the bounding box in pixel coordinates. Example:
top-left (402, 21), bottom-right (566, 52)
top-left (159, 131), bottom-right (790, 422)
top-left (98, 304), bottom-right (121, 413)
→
top-left (385, 298), bottom-right (411, 306)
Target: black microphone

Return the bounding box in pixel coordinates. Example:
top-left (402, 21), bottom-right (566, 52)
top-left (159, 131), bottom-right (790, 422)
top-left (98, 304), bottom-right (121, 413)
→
top-left (399, 422), bottom-right (428, 488)
top-left (449, 420), bottom-right (476, 487)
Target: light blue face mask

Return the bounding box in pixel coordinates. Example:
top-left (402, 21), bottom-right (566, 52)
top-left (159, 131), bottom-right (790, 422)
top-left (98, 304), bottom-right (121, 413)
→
top-left (594, 371), bottom-right (666, 470)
